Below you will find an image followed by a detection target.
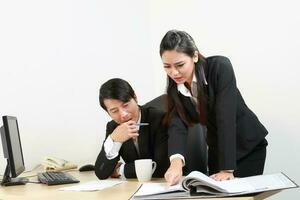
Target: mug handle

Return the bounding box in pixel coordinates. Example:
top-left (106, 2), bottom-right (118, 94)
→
top-left (151, 161), bottom-right (157, 175)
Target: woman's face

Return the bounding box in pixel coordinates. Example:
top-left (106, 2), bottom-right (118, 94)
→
top-left (161, 50), bottom-right (197, 85)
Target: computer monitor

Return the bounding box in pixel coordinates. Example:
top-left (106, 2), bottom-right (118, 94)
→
top-left (0, 116), bottom-right (28, 186)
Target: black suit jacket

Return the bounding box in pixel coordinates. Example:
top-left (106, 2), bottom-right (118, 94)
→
top-left (168, 56), bottom-right (268, 173)
top-left (95, 106), bottom-right (169, 179)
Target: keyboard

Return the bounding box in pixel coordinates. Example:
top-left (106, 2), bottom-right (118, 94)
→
top-left (37, 171), bottom-right (80, 185)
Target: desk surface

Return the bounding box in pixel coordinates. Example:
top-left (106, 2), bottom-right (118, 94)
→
top-left (0, 170), bottom-right (280, 200)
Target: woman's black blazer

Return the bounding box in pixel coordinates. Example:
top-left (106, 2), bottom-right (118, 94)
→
top-left (168, 56), bottom-right (268, 172)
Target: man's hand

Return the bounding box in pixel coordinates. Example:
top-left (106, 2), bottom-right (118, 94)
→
top-left (110, 162), bottom-right (122, 178)
top-left (210, 170), bottom-right (234, 181)
top-left (164, 158), bottom-right (183, 186)
top-left (110, 120), bottom-right (139, 143)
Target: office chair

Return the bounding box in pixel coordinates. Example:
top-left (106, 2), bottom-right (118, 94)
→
top-left (144, 94), bottom-right (208, 175)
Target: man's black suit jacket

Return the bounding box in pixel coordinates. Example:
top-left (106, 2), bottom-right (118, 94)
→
top-left (168, 56), bottom-right (268, 174)
top-left (95, 106), bottom-right (169, 179)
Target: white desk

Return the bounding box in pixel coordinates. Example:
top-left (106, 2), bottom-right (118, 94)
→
top-left (0, 170), bottom-right (281, 200)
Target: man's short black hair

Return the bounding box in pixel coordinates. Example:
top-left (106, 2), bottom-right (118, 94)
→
top-left (99, 78), bottom-right (136, 111)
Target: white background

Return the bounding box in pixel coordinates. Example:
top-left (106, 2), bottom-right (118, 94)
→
top-left (0, 0), bottom-right (299, 199)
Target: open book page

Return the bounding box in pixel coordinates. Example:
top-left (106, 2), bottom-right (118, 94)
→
top-left (133, 172), bottom-right (240, 199)
top-left (239, 173), bottom-right (296, 190)
top-left (134, 183), bottom-right (184, 196)
top-left (183, 171), bottom-right (254, 193)
top-left (133, 171), bottom-right (298, 199)
top-left (133, 183), bottom-right (190, 200)
top-left (217, 173), bottom-right (297, 194)
top-left (132, 183), bottom-right (251, 200)
top-left (194, 172), bottom-right (298, 195)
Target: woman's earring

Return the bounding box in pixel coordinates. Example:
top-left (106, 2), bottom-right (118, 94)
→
top-left (194, 56), bottom-right (198, 63)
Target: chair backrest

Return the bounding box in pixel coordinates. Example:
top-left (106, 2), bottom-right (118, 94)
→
top-left (144, 94), bottom-right (208, 175)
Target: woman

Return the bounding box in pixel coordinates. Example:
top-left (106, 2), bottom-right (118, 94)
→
top-left (160, 30), bottom-right (268, 185)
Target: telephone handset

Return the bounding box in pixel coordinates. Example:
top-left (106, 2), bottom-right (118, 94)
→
top-left (42, 156), bottom-right (77, 171)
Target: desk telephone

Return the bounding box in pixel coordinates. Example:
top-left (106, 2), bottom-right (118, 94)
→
top-left (42, 156), bottom-right (77, 171)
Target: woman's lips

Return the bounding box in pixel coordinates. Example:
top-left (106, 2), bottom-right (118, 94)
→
top-left (173, 77), bottom-right (182, 82)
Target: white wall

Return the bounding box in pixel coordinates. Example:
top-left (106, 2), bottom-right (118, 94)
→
top-left (1, 0), bottom-right (299, 199)
top-left (148, 0), bottom-right (300, 199)
top-left (0, 0), bottom-right (155, 171)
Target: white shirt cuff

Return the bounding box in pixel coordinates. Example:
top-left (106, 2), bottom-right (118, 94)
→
top-left (170, 154), bottom-right (185, 167)
top-left (104, 135), bottom-right (122, 160)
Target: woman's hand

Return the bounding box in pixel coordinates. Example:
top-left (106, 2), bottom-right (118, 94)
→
top-left (164, 158), bottom-right (183, 186)
top-left (210, 170), bottom-right (234, 181)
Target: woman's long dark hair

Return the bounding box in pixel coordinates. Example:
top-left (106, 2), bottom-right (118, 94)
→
top-left (160, 30), bottom-right (208, 126)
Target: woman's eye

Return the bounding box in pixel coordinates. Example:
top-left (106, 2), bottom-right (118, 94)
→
top-left (177, 63), bottom-right (184, 67)
top-left (163, 65), bottom-right (170, 68)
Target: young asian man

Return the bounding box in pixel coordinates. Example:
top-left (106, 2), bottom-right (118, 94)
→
top-left (94, 78), bottom-right (169, 179)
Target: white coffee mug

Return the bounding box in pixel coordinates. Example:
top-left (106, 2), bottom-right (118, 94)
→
top-left (134, 159), bottom-right (157, 182)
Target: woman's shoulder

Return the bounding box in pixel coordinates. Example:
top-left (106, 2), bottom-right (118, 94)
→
top-left (203, 56), bottom-right (236, 87)
top-left (205, 55), bottom-right (234, 73)
top-left (206, 55), bottom-right (232, 66)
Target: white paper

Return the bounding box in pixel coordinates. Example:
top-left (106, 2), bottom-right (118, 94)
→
top-left (59, 180), bottom-right (124, 191)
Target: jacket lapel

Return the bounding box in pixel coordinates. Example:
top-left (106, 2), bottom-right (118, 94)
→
top-left (122, 139), bottom-right (140, 159)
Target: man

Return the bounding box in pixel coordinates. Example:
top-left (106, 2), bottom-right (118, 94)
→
top-left (95, 78), bottom-right (169, 179)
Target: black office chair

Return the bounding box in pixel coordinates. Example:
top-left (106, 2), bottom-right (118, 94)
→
top-left (144, 94), bottom-right (208, 175)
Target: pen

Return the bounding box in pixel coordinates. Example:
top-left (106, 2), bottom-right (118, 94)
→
top-left (135, 123), bottom-right (149, 126)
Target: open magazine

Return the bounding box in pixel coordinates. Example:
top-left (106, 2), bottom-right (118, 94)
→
top-left (133, 171), bottom-right (298, 199)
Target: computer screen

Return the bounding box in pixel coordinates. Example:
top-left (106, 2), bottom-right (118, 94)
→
top-left (0, 116), bottom-right (28, 186)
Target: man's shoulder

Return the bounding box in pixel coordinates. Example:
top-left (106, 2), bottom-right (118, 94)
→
top-left (141, 106), bottom-right (167, 137)
top-left (141, 106), bottom-right (165, 119)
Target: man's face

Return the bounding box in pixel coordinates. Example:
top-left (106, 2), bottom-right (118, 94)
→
top-left (104, 97), bottom-right (139, 124)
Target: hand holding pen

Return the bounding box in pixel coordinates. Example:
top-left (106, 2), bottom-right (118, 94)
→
top-left (111, 120), bottom-right (140, 142)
